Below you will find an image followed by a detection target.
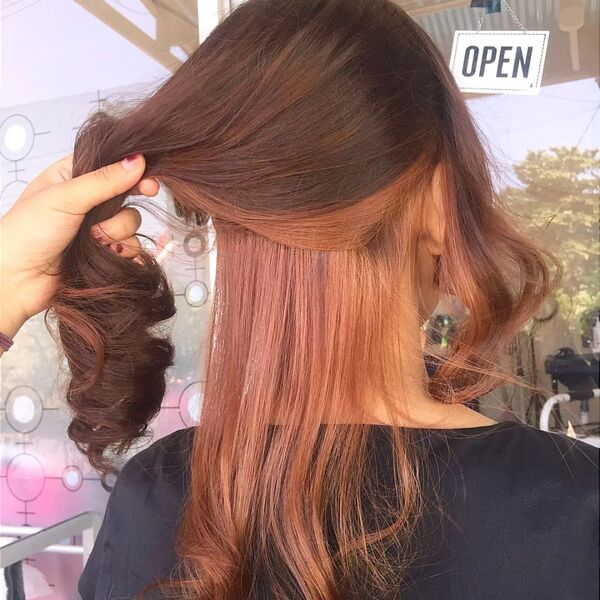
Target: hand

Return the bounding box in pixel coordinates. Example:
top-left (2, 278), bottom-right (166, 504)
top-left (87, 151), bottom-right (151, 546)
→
top-left (0, 153), bottom-right (159, 339)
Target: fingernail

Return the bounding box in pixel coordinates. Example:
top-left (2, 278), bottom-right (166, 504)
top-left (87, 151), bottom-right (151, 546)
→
top-left (122, 154), bottom-right (142, 171)
top-left (111, 242), bottom-right (124, 254)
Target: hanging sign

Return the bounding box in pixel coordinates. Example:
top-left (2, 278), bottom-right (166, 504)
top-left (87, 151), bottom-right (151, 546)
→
top-left (449, 30), bottom-right (549, 95)
top-left (469, 0), bottom-right (501, 14)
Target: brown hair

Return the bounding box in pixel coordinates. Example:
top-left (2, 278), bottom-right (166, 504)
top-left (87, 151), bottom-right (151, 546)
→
top-left (50, 0), bottom-right (560, 597)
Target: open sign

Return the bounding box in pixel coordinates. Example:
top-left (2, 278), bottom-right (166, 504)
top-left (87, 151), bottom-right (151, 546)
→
top-left (449, 31), bottom-right (549, 95)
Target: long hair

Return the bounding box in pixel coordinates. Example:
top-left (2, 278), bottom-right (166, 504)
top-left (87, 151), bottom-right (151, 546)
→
top-left (49, 0), bottom-right (560, 597)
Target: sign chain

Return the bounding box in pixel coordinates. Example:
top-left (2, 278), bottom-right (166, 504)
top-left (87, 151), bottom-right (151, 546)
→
top-left (477, 0), bottom-right (528, 32)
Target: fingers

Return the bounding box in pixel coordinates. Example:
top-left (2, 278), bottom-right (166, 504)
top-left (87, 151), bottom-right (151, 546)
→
top-left (90, 206), bottom-right (144, 263)
top-left (44, 154), bottom-right (148, 215)
top-left (22, 154), bottom-right (74, 199)
top-left (24, 153), bottom-right (160, 211)
top-left (131, 177), bottom-right (160, 197)
top-left (90, 207), bottom-right (142, 244)
top-left (108, 235), bottom-right (142, 259)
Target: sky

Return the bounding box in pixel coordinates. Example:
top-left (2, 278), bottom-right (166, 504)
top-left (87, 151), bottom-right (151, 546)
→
top-left (469, 76), bottom-right (599, 166)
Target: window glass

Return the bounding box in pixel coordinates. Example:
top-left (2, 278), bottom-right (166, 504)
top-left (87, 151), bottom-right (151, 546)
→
top-left (409, 0), bottom-right (599, 438)
top-left (0, 1), bottom-right (210, 594)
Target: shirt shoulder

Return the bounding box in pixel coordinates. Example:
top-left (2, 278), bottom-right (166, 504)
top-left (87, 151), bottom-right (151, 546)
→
top-left (104, 424), bottom-right (195, 525)
top-left (121, 425), bottom-right (196, 485)
top-left (432, 421), bottom-right (599, 510)
top-left (437, 419), bottom-right (598, 472)
top-left (420, 422), bottom-right (599, 599)
top-left (78, 426), bottom-right (196, 599)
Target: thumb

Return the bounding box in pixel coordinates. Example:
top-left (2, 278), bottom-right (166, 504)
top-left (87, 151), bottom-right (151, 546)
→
top-left (45, 154), bottom-right (147, 215)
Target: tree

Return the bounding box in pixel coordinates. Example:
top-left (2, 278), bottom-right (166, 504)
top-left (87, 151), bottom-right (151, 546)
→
top-left (500, 146), bottom-right (599, 331)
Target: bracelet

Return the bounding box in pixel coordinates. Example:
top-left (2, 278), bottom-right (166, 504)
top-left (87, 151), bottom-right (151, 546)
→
top-left (0, 331), bottom-right (14, 352)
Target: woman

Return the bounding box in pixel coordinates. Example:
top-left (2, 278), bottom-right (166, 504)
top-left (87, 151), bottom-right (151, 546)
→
top-left (1, 0), bottom-right (597, 598)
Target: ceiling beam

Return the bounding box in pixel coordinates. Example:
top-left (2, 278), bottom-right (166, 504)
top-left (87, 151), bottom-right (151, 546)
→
top-left (74, 0), bottom-right (183, 72)
top-left (398, 0), bottom-right (470, 18)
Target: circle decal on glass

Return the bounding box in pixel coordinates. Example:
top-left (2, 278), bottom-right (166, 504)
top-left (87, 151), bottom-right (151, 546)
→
top-left (5, 386), bottom-right (44, 434)
top-left (6, 453), bottom-right (45, 502)
top-left (0, 114), bottom-right (35, 161)
top-left (12, 396), bottom-right (35, 424)
top-left (187, 392), bottom-right (202, 423)
top-left (183, 232), bottom-right (206, 257)
top-left (101, 471), bottom-right (118, 493)
top-left (178, 381), bottom-right (204, 426)
top-left (184, 280), bottom-right (209, 307)
top-left (62, 465), bottom-right (84, 491)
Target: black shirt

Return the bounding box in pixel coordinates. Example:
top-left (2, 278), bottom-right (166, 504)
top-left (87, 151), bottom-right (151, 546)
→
top-left (78, 421), bottom-right (599, 599)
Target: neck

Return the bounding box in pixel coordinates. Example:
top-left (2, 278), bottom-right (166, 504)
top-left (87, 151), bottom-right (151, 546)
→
top-left (360, 303), bottom-right (496, 430)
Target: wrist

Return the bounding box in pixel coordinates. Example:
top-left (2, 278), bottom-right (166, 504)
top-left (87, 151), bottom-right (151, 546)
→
top-left (0, 274), bottom-right (28, 340)
top-left (0, 306), bottom-right (26, 340)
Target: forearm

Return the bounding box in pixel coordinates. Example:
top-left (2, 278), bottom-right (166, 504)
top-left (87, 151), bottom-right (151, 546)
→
top-left (0, 225), bottom-right (25, 356)
top-left (0, 292), bottom-right (26, 358)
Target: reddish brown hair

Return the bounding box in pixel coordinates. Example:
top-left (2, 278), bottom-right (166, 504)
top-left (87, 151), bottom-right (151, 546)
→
top-left (50, 0), bottom-right (560, 597)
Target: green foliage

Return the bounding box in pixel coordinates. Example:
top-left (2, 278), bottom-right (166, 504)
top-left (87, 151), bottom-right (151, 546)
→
top-left (500, 146), bottom-right (599, 329)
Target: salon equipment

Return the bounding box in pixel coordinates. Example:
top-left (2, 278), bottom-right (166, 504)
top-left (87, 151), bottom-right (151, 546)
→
top-left (539, 389), bottom-right (600, 447)
top-left (522, 299), bottom-right (559, 426)
top-left (545, 347), bottom-right (599, 387)
top-left (543, 347), bottom-right (599, 429)
top-left (592, 315), bottom-right (600, 360)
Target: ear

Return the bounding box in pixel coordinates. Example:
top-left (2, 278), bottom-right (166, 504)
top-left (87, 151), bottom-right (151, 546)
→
top-left (422, 162), bottom-right (446, 255)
